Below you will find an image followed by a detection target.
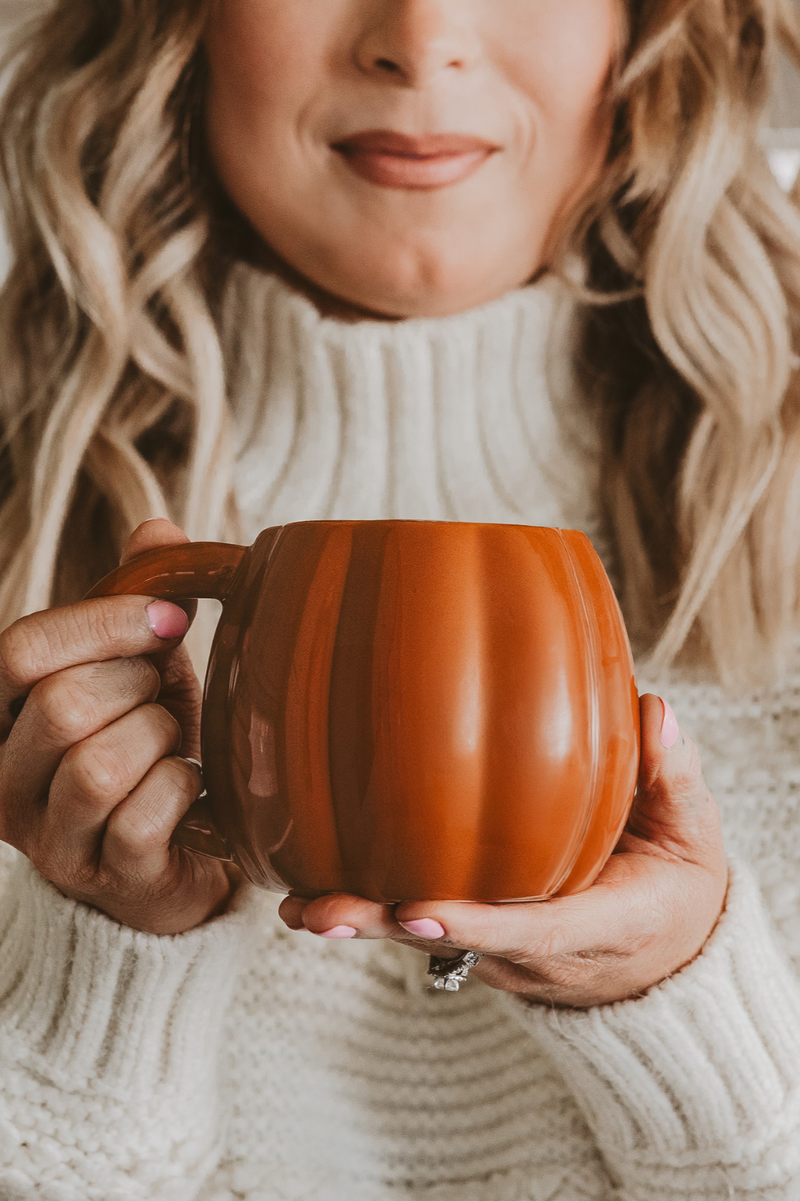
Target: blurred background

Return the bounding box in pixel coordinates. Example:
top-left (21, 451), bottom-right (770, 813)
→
top-left (764, 25), bottom-right (800, 189)
top-left (0, 0), bottom-right (799, 275)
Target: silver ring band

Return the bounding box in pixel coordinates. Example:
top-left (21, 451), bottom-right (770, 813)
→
top-left (427, 950), bottom-right (484, 992)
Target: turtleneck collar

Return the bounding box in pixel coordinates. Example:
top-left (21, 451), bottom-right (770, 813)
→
top-left (222, 265), bottom-right (601, 548)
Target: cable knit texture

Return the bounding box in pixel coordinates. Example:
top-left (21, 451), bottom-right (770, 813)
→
top-left (3, 269), bottom-right (800, 1200)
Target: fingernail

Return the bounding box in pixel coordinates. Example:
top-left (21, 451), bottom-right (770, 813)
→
top-left (318, 926), bottom-right (357, 939)
top-left (660, 699), bottom-right (680, 749)
top-left (146, 600), bottom-right (189, 640)
top-left (399, 919), bottom-right (446, 940)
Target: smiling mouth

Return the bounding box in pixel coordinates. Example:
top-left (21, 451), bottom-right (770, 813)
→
top-left (331, 130), bottom-right (500, 191)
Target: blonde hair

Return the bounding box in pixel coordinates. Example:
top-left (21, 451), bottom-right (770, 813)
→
top-left (570, 0), bottom-right (800, 686)
top-left (0, 0), bottom-right (236, 622)
top-left (0, 0), bottom-right (799, 686)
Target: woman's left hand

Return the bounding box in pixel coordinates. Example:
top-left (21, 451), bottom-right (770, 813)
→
top-left (279, 695), bottom-right (729, 1008)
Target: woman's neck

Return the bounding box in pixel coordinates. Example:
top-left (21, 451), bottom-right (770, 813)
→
top-left (222, 264), bottom-right (602, 556)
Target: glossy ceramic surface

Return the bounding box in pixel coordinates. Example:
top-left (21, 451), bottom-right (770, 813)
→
top-left (88, 521), bottom-right (640, 903)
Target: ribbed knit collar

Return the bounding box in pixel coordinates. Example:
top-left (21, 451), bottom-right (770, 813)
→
top-left (224, 266), bottom-right (601, 547)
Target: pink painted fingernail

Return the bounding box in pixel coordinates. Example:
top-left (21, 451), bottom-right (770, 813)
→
top-left (660, 699), bottom-right (679, 749)
top-left (318, 926), bottom-right (358, 939)
top-left (146, 601), bottom-right (189, 640)
top-left (399, 919), bottom-right (446, 940)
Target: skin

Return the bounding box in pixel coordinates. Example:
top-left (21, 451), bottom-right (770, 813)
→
top-left (204, 0), bottom-right (619, 317)
top-left (0, 521), bottom-right (231, 936)
top-left (0, 0), bottom-right (729, 1002)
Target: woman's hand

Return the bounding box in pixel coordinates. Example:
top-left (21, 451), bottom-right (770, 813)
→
top-left (279, 695), bottom-right (729, 1007)
top-left (0, 519), bottom-right (232, 935)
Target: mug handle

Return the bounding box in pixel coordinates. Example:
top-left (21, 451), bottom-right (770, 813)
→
top-left (85, 542), bottom-right (248, 862)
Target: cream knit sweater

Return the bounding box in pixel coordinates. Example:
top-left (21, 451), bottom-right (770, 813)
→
top-left (2, 271), bottom-right (800, 1201)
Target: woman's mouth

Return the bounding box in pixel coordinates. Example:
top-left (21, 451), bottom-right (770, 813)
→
top-left (331, 131), bottom-right (499, 190)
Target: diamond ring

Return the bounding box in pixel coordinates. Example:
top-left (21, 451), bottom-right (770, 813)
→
top-left (427, 950), bottom-right (484, 992)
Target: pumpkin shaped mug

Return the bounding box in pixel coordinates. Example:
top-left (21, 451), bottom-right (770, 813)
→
top-left (88, 521), bottom-right (640, 903)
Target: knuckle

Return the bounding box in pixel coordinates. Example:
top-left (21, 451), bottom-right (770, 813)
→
top-left (110, 814), bottom-right (154, 856)
top-left (82, 598), bottom-right (136, 650)
top-left (134, 705), bottom-right (183, 761)
top-left (0, 620), bottom-right (49, 691)
top-left (91, 657), bottom-right (161, 714)
top-left (63, 740), bottom-right (126, 802)
top-left (59, 705), bottom-right (181, 801)
top-left (112, 804), bottom-right (170, 859)
top-left (32, 675), bottom-right (99, 745)
top-left (141, 657), bottom-right (162, 695)
top-left (647, 747), bottom-right (707, 805)
top-left (107, 757), bottom-right (198, 857)
top-left (113, 654), bottom-right (161, 699)
top-left (108, 797), bottom-right (158, 855)
top-left (0, 601), bottom-right (145, 695)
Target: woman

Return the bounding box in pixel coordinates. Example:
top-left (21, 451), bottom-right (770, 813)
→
top-left (0, 0), bottom-right (799, 1196)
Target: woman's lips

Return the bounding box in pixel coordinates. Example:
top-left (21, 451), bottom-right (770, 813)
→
top-left (331, 131), bottom-right (499, 190)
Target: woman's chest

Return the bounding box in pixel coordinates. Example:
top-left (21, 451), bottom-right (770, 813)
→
top-left (216, 907), bottom-right (604, 1198)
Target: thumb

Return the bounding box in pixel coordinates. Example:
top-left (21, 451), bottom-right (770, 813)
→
top-left (120, 517), bottom-right (197, 626)
top-left (621, 693), bottom-right (724, 871)
top-left (121, 517), bottom-right (193, 565)
top-left (121, 517), bottom-right (190, 563)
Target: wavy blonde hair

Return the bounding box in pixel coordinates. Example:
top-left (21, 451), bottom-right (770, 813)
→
top-left (0, 0), bottom-right (799, 686)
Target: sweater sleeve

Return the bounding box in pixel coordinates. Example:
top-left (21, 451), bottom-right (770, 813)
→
top-left (0, 850), bottom-right (264, 1201)
top-left (500, 858), bottom-right (800, 1199)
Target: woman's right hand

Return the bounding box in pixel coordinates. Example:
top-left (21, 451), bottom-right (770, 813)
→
top-left (0, 519), bottom-right (232, 935)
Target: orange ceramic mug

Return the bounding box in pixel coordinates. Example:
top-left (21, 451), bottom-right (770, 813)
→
top-left (87, 521), bottom-right (640, 903)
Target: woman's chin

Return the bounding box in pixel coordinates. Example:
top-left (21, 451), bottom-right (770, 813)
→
top-left (245, 223), bottom-right (545, 321)
top-left (280, 261), bottom-right (543, 322)
top-left (233, 187), bottom-right (548, 320)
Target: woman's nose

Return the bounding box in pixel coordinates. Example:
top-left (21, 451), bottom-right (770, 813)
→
top-left (354, 0), bottom-right (481, 87)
